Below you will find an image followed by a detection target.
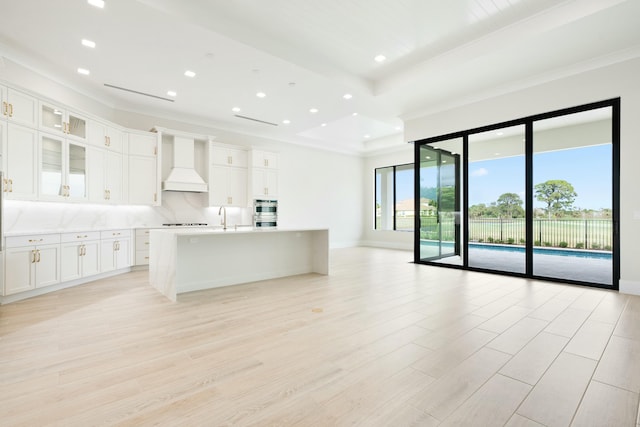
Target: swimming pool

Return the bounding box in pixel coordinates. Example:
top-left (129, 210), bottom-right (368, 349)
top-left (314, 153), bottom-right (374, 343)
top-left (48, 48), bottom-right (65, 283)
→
top-left (420, 241), bottom-right (612, 260)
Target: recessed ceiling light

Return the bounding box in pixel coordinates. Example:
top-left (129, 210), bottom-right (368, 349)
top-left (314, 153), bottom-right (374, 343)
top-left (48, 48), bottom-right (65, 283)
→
top-left (87, 0), bottom-right (105, 8)
top-left (167, 90), bottom-right (177, 97)
top-left (232, 107), bottom-right (241, 113)
top-left (374, 54), bottom-right (387, 63)
top-left (364, 134), bottom-right (371, 139)
top-left (425, 156), bottom-right (431, 159)
top-left (282, 119), bottom-right (290, 124)
top-left (343, 93), bottom-right (353, 100)
top-left (77, 68), bottom-right (90, 75)
top-left (321, 123), bottom-right (327, 127)
top-left (352, 112), bottom-right (358, 116)
top-left (256, 92), bottom-right (266, 98)
top-left (81, 39), bottom-right (96, 48)
top-left (184, 70), bottom-right (196, 78)
top-left (309, 108), bottom-right (318, 113)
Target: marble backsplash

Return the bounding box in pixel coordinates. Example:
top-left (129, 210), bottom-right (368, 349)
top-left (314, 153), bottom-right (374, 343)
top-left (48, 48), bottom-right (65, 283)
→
top-left (3, 192), bottom-right (254, 234)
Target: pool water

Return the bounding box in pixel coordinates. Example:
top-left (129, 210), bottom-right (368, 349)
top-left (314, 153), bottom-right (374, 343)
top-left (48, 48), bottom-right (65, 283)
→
top-left (420, 241), bottom-right (612, 260)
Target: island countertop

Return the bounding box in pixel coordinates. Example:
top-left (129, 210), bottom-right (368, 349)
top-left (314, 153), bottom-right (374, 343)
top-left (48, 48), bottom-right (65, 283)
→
top-left (149, 228), bottom-right (329, 301)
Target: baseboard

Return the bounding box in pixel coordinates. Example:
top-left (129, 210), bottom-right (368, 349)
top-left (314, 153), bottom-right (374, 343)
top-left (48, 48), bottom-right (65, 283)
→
top-left (619, 279), bottom-right (640, 296)
top-left (359, 240), bottom-right (413, 251)
top-left (1, 267), bottom-right (132, 304)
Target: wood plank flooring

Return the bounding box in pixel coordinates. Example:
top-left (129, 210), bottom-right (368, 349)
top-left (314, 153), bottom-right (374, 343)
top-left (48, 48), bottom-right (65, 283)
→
top-left (1, 247), bottom-right (639, 426)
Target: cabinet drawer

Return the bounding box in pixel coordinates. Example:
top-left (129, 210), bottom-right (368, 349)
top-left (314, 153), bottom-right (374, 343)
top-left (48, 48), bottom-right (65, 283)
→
top-left (135, 228), bottom-right (159, 237)
top-left (136, 235), bottom-right (150, 248)
top-left (60, 231), bottom-right (101, 243)
top-left (135, 250), bottom-right (150, 265)
top-left (6, 233), bottom-right (60, 248)
top-left (101, 229), bottom-right (131, 239)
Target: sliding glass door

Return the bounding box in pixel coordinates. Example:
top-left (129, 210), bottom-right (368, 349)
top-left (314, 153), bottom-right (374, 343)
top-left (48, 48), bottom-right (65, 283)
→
top-left (415, 99), bottom-right (619, 289)
top-left (468, 125), bottom-right (526, 274)
top-left (532, 107), bottom-right (614, 285)
top-left (417, 142), bottom-right (461, 263)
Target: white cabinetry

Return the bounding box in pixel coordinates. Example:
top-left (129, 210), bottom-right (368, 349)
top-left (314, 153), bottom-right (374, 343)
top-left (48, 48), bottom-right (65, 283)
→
top-left (1, 86), bottom-right (38, 127)
top-left (60, 231), bottom-right (101, 282)
top-left (4, 234), bottom-right (60, 295)
top-left (127, 132), bottom-right (160, 206)
top-left (249, 150), bottom-right (278, 200)
top-left (39, 101), bottom-right (87, 142)
top-left (2, 123), bottom-right (38, 200)
top-left (100, 230), bottom-right (131, 272)
top-left (87, 147), bottom-right (123, 204)
top-left (88, 120), bottom-right (123, 152)
top-left (134, 228), bottom-right (153, 266)
top-left (209, 143), bottom-right (248, 207)
top-left (38, 132), bottom-right (87, 201)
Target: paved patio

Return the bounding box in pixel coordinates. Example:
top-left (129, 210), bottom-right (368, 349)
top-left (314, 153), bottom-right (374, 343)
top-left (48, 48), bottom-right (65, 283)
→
top-left (431, 247), bottom-right (613, 286)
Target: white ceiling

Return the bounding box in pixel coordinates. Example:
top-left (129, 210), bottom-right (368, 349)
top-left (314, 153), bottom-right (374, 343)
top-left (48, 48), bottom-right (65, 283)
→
top-left (0, 0), bottom-right (638, 154)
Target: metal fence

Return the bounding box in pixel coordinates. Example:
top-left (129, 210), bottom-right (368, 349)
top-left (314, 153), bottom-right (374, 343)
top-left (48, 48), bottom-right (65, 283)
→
top-left (409, 217), bottom-right (612, 251)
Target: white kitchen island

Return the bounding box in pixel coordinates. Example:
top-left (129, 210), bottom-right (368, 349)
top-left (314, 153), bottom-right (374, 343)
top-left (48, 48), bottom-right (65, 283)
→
top-left (149, 228), bottom-right (329, 301)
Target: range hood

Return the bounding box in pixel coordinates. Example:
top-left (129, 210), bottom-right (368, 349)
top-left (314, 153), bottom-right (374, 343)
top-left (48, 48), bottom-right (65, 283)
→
top-left (162, 135), bottom-right (208, 192)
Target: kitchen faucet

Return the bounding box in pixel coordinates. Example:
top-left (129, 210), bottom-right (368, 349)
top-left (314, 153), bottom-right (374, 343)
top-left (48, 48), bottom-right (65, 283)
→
top-left (218, 206), bottom-right (227, 230)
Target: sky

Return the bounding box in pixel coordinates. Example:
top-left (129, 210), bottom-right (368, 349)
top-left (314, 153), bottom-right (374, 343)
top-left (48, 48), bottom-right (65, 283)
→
top-left (396, 144), bottom-right (612, 211)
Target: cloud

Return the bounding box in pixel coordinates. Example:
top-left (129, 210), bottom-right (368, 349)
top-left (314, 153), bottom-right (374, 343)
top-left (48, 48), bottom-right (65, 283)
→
top-left (471, 168), bottom-right (489, 177)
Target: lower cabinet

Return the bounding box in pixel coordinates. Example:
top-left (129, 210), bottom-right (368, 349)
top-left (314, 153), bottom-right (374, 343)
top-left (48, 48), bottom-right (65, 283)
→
top-left (3, 229), bottom-right (134, 298)
top-left (100, 230), bottom-right (131, 272)
top-left (135, 228), bottom-right (152, 266)
top-left (4, 234), bottom-right (61, 295)
top-left (60, 232), bottom-right (101, 282)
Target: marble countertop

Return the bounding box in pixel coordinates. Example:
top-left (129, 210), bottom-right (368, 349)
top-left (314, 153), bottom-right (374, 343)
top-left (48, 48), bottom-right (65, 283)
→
top-left (151, 227), bottom-right (328, 237)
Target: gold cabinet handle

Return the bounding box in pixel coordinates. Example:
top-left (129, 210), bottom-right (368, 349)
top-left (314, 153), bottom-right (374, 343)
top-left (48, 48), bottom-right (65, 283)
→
top-left (105, 136), bottom-right (109, 147)
top-left (2, 101), bottom-right (7, 116)
top-left (8, 103), bottom-right (14, 117)
top-left (82, 245), bottom-right (87, 256)
top-left (3, 178), bottom-right (7, 192)
top-left (113, 232), bottom-right (121, 236)
top-left (36, 249), bottom-right (41, 263)
top-left (77, 234), bottom-right (88, 239)
top-left (31, 249), bottom-right (36, 263)
top-left (28, 238), bottom-right (44, 243)
top-left (9, 179), bottom-right (13, 192)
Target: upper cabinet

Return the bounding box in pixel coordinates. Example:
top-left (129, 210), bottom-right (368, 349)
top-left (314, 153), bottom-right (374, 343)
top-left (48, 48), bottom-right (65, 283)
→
top-left (1, 86), bottom-right (38, 127)
top-left (209, 143), bottom-right (248, 207)
top-left (252, 150), bottom-right (278, 169)
top-left (3, 123), bottom-right (39, 200)
top-left (127, 131), bottom-right (160, 206)
top-left (88, 120), bottom-right (123, 152)
top-left (38, 132), bottom-right (87, 202)
top-left (249, 150), bottom-right (278, 200)
top-left (39, 101), bottom-right (87, 142)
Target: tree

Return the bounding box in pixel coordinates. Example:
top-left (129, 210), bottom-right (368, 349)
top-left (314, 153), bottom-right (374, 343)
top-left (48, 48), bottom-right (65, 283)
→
top-left (534, 180), bottom-right (577, 219)
top-left (496, 192), bottom-right (523, 218)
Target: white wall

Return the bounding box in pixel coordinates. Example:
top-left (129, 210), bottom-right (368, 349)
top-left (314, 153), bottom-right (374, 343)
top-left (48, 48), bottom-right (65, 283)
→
top-left (403, 57), bottom-right (640, 294)
top-left (0, 60), bottom-right (364, 248)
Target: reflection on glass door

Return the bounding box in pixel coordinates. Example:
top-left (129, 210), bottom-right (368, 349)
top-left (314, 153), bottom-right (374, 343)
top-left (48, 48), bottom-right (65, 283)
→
top-left (418, 142), bottom-right (461, 263)
top-left (468, 125), bottom-right (526, 274)
top-left (532, 107), bottom-right (613, 285)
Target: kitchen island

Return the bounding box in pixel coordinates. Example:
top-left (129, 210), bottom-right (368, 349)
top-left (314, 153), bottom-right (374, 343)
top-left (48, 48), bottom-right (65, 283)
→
top-left (149, 228), bottom-right (329, 301)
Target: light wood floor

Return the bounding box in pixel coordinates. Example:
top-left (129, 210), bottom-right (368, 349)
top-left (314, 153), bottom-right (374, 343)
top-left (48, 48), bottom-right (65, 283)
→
top-left (1, 247), bottom-right (639, 426)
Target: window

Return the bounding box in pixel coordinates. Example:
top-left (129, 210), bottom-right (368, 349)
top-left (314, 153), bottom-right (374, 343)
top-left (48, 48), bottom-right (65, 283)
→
top-left (375, 163), bottom-right (414, 231)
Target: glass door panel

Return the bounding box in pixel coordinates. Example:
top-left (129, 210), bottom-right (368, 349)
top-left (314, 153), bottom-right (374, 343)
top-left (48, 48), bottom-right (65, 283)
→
top-left (468, 125), bottom-right (526, 274)
top-left (419, 139), bottom-right (462, 263)
top-left (532, 107), bottom-right (613, 285)
top-left (40, 134), bottom-right (63, 197)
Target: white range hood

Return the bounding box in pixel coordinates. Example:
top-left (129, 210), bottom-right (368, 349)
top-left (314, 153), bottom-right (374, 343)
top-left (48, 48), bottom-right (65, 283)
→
top-left (162, 135), bottom-right (208, 192)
